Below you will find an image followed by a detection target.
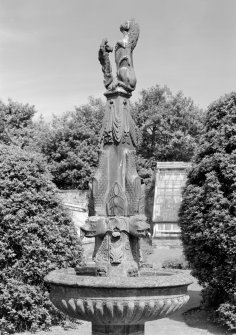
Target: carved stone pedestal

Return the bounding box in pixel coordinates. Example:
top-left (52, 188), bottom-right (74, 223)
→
top-left (80, 86), bottom-right (150, 278)
top-left (92, 324), bottom-right (144, 335)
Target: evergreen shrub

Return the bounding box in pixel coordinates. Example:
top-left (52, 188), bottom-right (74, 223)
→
top-left (0, 144), bottom-right (83, 333)
top-left (179, 92), bottom-right (236, 330)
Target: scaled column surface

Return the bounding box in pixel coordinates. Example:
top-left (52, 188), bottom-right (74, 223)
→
top-left (80, 19), bottom-right (149, 277)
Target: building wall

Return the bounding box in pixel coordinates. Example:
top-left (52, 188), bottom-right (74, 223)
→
top-left (152, 162), bottom-right (191, 238)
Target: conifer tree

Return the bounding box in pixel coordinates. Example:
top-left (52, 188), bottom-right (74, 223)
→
top-left (179, 92), bottom-right (236, 330)
top-left (0, 144), bottom-right (83, 333)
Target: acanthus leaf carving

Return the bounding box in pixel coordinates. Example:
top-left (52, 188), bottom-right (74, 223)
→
top-left (101, 95), bottom-right (138, 146)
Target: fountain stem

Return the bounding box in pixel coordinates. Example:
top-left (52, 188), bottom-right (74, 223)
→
top-left (92, 323), bottom-right (144, 335)
top-left (79, 89), bottom-right (149, 277)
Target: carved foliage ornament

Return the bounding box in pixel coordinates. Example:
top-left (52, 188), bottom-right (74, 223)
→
top-left (100, 96), bottom-right (137, 146)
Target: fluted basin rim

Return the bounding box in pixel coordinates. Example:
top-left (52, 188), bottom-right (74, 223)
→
top-left (45, 268), bottom-right (192, 288)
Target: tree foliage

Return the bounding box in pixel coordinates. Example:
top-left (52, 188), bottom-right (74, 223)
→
top-left (132, 85), bottom-right (204, 182)
top-left (179, 92), bottom-right (236, 330)
top-left (0, 99), bottom-right (36, 147)
top-left (38, 97), bottom-right (105, 189)
top-left (0, 144), bottom-right (83, 333)
top-left (35, 87), bottom-right (203, 189)
top-left (6, 87), bottom-right (203, 190)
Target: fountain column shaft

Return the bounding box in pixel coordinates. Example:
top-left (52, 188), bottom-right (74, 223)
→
top-left (80, 90), bottom-right (149, 277)
top-left (92, 323), bottom-right (144, 335)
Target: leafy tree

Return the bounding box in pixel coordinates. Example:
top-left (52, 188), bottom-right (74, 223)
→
top-left (38, 97), bottom-right (105, 189)
top-left (132, 85), bottom-right (204, 183)
top-left (24, 87), bottom-right (203, 190)
top-left (0, 144), bottom-right (83, 333)
top-left (0, 99), bottom-right (36, 147)
top-left (179, 92), bottom-right (236, 330)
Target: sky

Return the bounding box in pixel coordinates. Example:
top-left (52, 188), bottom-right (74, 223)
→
top-left (0, 0), bottom-right (236, 120)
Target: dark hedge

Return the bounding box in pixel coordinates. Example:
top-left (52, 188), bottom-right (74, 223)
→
top-left (0, 144), bottom-right (83, 333)
top-left (179, 92), bottom-right (236, 330)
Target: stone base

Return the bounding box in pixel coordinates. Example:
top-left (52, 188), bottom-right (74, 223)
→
top-left (92, 324), bottom-right (144, 335)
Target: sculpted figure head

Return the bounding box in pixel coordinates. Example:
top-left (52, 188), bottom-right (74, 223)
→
top-left (98, 19), bottom-right (140, 94)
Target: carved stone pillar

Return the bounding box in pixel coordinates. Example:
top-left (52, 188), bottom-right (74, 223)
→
top-left (45, 20), bottom-right (193, 335)
top-left (80, 90), bottom-right (149, 276)
top-left (79, 19), bottom-right (149, 278)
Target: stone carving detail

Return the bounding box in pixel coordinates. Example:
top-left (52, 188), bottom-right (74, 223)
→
top-left (81, 215), bottom-right (149, 276)
top-left (81, 215), bottom-right (149, 238)
top-left (115, 19), bottom-right (140, 93)
top-left (122, 99), bottom-right (137, 145)
top-left (100, 94), bottom-right (137, 146)
top-left (95, 234), bottom-right (109, 263)
top-left (106, 182), bottom-right (127, 216)
top-left (96, 265), bottom-right (108, 277)
top-left (138, 184), bottom-right (146, 214)
top-left (81, 19), bottom-right (149, 278)
top-left (129, 235), bottom-right (141, 264)
top-left (98, 39), bottom-right (114, 90)
top-left (110, 232), bottom-right (123, 264)
top-left (88, 183), bottom-right (95, 217)
top-left (98, 19), bottom-right (139, 94)
top-left (49, 284), bottom-right (190, 325)
top-left (89, 147), bottom-right (145, 217)
top-left (125, 150), bottom-right (142, 215)
top-left (90, 149), bottom-right (108, 216)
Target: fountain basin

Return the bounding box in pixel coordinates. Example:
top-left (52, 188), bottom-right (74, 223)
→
top-left (45, 268), bottom-right (192, 329)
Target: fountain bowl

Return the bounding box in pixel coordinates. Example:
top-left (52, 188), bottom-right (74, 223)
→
top-left (45, 268), bottom-right (192, 332)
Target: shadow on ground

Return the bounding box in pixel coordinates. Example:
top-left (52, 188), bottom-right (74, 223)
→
top-left (146, 243), bottom-right (233, 335)
top-left (168, 289), bottom-right (229, 335)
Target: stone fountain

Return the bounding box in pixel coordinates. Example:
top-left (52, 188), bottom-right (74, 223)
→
top-left (45, 19), bottom-right (192, 335)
